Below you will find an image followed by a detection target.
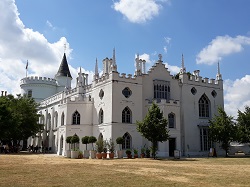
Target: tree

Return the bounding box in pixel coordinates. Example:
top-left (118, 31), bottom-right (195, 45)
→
top-left (237, 106), bottom-right (250, 143)
top-left (0, 95), bottom-right (41, 147)
top-left (209, 107), bottom-right (237, 157)
top-left (136, 102), bottom-right (169, 159)
top-left (81, 136), bottom-right (89, 150)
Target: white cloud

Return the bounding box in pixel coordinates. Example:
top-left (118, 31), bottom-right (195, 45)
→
top-left (196, 35), bottom-right (250, 65)
top-left (113, 0), bottom-right (170, 23)
top-left (224, 75), bottom-right (250, 118)
top-left (46, 20), bottom-right (56, 30)
top-left (164, 63), bottom-right (180, 75)
top-left (0, 0), bottom-right (91, 96)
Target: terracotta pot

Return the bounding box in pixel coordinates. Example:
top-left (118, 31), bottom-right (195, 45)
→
top-left (102, 152), bottom-right (107, 159)
top-left (127, 154), bottom-right (132, 159)
top-left (96, 152), bottom-right (102, 159)
top-left (108, 152), bottom-right (115, 159)
top-left (141, 153), bottom-right (145, 158)
top-left (134, 154), bottom-right (138, 158)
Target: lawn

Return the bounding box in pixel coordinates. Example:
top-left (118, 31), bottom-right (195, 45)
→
top-left (0, 153), bottom-right (250, 187)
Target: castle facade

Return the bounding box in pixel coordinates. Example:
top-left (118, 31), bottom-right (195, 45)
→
top-left (20, 50), bottom-right (224, 157)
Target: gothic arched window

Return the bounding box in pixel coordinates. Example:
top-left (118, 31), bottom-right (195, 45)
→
top-left (199, 94), bottom-right (210, 118)
top-left (122, 132), bottom-right (131, 149)
top-left (99, 109), bottom-right (104, 124)
top-left (72, 111), bottom-right (80, 125)
top-left (122, 107), bottom-right (132, 123)
top-left (168, 113), bottom-right (175, 128)
top-left (61, 112), bottom-right (65, 126)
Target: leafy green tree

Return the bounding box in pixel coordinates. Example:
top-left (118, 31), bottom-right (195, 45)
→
top-left (209, 107), bottom-right (237, 157)
top-left (136, 102), bottom-right (169, 159)
top-left (237, 106), bottom-right (250, 143)
top-left (0, 95), bottom-right (41, 146)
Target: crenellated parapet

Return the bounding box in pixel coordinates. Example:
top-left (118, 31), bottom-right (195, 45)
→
top-left (20, 76), bottom-right (57, 86)
top-left (180, 72), bottom-right (222, 88)
top-left (40, 91), bottom-right (63, 106)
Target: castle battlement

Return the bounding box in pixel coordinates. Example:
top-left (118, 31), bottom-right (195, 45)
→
top-left (20, 76), bottom-right (57, 86)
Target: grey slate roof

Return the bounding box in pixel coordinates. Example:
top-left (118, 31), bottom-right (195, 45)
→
top-left (55, 53), bottom-right (72, 78)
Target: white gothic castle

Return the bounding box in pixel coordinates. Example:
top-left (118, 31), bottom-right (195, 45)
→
top-left (20, 50), bottom-right (224, 157)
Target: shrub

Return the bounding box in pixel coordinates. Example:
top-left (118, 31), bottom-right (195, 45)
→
top-left (81, 136), bottom-right (89, 150)
top-left (88, 136), bottom-right (97, 150)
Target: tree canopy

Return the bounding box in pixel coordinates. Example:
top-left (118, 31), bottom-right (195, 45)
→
top-left (209, 107), bottom-right (237, 157)
top-left (237, 106), bottom-right (250, 143)
top-left (0, 95), bottom-right (41, 145)
top-left (136, 102), bottom-right (169, 159)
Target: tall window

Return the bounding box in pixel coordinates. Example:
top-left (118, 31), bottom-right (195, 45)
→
top-left (153, 80), bottom-right (170, 100)
top-left (61, 112), bottom-right (65, 126)
top-left (99, 109), bottom-right (104, 124)
top-left (47, 114), bottom-right (51, 131)
top-left (27, 90), bottom-right (32, 98)
top-left (199, 94), bottom-right (210, 118)
top-left (54, 112), bottom-right (58, 129)
top-left (168, 113), bottom-right (175, 128)
top-left (122, 107), bottom-right (132, 123)
top-left (200, 128), bottom-right (212, 151)
top-left (72, 111), bottom-right (80, 125)
top-left (122, 132), bottom-right (131, 149)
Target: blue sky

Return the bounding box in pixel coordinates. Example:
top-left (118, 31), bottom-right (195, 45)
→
top-left (1, 0), bottom-right (250, 117)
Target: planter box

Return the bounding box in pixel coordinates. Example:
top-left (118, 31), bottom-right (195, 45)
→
top-left (84, 150), bottom-right (90, 159)
top-left (117, 150), bottom-right (123, 159)
top-left (66, 150), bottom-right (71, 158)
top-left (89, 150), bottom-right (96, 159)
top-left (71, 150), bottom-right (79, 159)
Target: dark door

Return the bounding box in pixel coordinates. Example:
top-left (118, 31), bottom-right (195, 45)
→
top-left (169, 138), bottom-right (176, 157)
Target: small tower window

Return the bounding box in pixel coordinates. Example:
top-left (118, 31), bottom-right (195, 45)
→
top-left (122, 87), bottom-right (132, 98)
top-left (27, 90), bottom-right (32, 98)
top-left (211, 90), bottom-right (217, 98)
top-left (191, 87), bottom-right (197, 95)
top-left (99, 89), bottom-right (104, 99)
top-left (99, 109), bottom-right (104, 124)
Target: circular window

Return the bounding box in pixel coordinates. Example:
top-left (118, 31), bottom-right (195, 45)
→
top-left (99, 89), bottom-right (104, 99)
top-left (122, 87), bottom-right (132, 98)
top-left (211, 90), bottom-right (217, 98)
top-left (191, 87), bottom-right (197, 95)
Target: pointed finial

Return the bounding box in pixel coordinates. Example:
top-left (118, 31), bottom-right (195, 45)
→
top-left (217, 61), bottom-right (220, 74)
top-left (137, 53), bottom-right (139, 59)
top-left (158, 54), bottom-right (162, 61)
top-left (113, 47), bottom-right (116, 66)
top-left (64, 43), bottom-right (66, 53)
top-left (95, 58), bottom-right (98, 76)
top-left (182, 54), bottom-right (184, 69)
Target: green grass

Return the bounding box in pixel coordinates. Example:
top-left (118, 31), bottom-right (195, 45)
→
top-left (0, 154), bottom-right (250, 187)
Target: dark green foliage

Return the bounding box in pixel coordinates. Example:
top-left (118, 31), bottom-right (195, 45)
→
top-left (136, 102), bottom-right (169, 159)
top-left (125, 149), bottom-right (131, 155)
top-left (237, 106), bottom-right (250, 143)
top-left (107, 138), bottom-right (115, 153)
top-left (95, 138), bottom-right (104, 153)
top-left (0, 95), bottom-right (41, 146)
top-left (71, 134), bottom-right (79, 151)
top-left (81, 136), bottom-right (89, 150)
top-left (88, 136), bottom-right (97, 150)
top-left (209, 107), bottom-right (237, 157)
top-left (66, 136), bottom-right (72, 150)
top-left (116, 137), bottom-right (124, 150)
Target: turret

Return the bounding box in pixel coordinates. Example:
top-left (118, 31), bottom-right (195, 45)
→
top-left (55, 53), bottom-right (72, 92)
top-left (135, 53), bottom-right (146, 76)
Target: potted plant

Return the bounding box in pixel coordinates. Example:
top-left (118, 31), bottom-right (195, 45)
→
top-left (88, 136), bottom-right (97, 159)
top-left (70, 134), bottom-right (80, 159)
top-left (81, 136), bottom-right (89, 158)
top-left (78, 150), bottom-right (83, 159)
top-left (95, 138), bottom-right (104, 159)
top-left (107, 138), bottom-right (115, 159)
top-left (133, 148), bottom-right (138, 158)
top-left (140, 147), bottom-right (145, 158)
top-left (102, 140), bottom-right (108, 159)
top-left (116, 137), bottom-right (124, 159)
top-left (126, 149), bottom-right (132, 159)
top-left (65, 136), bottom-right (72, 158)
top-left (146, 147), bottom-right (151, 158)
